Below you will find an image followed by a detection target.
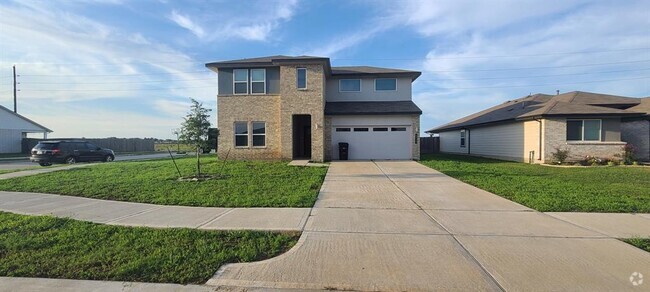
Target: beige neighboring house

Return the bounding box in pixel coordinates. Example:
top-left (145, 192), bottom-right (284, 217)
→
top-left (205, 55), bottom-right (422, 162)
top-left (0, 105), bottom-right (51, 154)
top-left (426, 91), bottom-right (649, 163)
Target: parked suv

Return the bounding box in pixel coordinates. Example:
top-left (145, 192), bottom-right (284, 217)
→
top-left (30, 140), bottom-right (115, 166)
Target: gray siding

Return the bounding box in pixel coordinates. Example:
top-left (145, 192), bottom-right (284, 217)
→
top-left (470, 122), bottom-right (525, 161)
top-left (217, 67), bottom-right (280, 95)
top-left (439, 130), bottom-right (468, 154)
top-left (325, 77), bottom-right (412, 102)
top-left (621, 120), bottom-right (650, 161)
top-left (0, 129), bottom-right (22, 153)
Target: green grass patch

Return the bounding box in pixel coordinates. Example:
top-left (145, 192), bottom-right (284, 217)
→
top-left (0, 212), bottom-right (298, 284)
top-left (622, 238), bottom-right (650, 252)
top-left (420, 154), bottom-right (650, 213)
top-left (0, 156), bottom-right (327, 207)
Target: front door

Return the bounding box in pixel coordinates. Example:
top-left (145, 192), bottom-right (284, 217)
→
top-left (292, 115), bottom-right (312, 159)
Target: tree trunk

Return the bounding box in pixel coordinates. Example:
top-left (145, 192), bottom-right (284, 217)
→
top-left (196, 146), bottom-right (201, 176)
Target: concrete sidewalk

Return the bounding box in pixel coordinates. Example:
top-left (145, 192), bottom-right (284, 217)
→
top-left (0, 191), bottom-right (310, 231)
top-left (209, 161), bottom-right (650, 291)
top-left (0, 277), bottom-right (215, 292)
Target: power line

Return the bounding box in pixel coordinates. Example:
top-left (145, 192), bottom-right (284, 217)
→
top-left (418, 68), bottom-right (650, 81)
top-left (22, 85), bottom-right (216, 92)
top-left (18, 70), bottom-right (212, 77)
top-left (23, 77), bottom-right (216, 85)
top-left (431, 76), bottom-right (650, 90)
top-left (424, 60), bottom-right (650, 73)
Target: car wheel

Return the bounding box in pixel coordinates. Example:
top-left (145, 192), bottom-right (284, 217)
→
top-left (39, 162), bottom-right (52, 167)
top-left (104, 155), bottom-right (114, 162)
top-left (65, 156), bottom-right (76, 164)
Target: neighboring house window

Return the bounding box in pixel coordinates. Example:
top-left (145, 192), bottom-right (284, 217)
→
top-left (460, 129), bottom-right (466, 147)
top-left (375, 78), bottom-right (396, 91)
top-left (250, 69), bottom-right (266, 94)
top-left (233, 69), bottom-right (248, 95)
top-left (234, 122), bottom-right (248, 147)
top-left (252, 122), bottom-right (266, 147)
top-left (567, 119), bottom-right (601, 141)
top-left (339, 79), bottom-right (361, 92)
top-left (297, 68), bottom-right (307, 89)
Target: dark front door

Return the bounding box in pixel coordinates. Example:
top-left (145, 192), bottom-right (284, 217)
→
top-left (293, 115), bottom-right (312, 159)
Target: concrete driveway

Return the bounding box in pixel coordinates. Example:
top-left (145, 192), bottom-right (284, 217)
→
top-left (209, 161), bottom-right (650, 291)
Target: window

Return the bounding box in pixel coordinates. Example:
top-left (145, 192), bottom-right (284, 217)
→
top-left (335, 128), bottom-right (351, 132)
top-left (460, 130), bottom-right (466, 147)
top-left (250, 69), bottom-right (266, 94)
top-left (375, 78), bottom-right (396, 91)
top-left (252, 122), bottom-right (266, 147)
top-left (567, 119), bottom-right (601, 141)
top-left (391, 127), bottom-right (406, 131)
top-left (339, 79), bottom-right (361, 92)
top-left (233, 69), bottom-right (248, 95)
top-left (353, 127), bottom-right (369, 132)
top-left (373, 127), bottom-right (388, 132)
top-left (297, 68), bottom-right (307, 89)
top-left (234, 122), bottom-right (248, 147)
top-left (85, 143), bottom-right (99, 150)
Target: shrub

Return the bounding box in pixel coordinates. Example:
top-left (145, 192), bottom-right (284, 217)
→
top-left (584, 155), bottom-right (606, 166)
top-left (607, 160), bottom-right (618, 166)
top-left (621, 144), bottom-right (637, 165)
top-left (551, 147), bottom-right (570, 164)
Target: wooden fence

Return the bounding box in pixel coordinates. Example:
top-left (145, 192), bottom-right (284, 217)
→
top-left (420, 136), bottom-right (439, 154)
top-left (22, 138), bottom-right (155, 154)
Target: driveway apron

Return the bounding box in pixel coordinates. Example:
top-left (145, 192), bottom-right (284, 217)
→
top-left (208, 161), bottom-right (650, 291)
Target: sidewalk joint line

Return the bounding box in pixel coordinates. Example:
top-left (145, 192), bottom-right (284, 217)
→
top-left (103, 205), bottom-right (164, 224)
top-left (196, 208), bottom-right (236, 229)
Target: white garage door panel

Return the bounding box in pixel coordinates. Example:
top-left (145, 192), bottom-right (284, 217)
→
top-left (332, 126), bottom-right (412, 160)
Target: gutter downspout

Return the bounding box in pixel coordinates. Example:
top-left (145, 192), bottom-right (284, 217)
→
top-left (536, 119), bottom-right (542, 161)
top-left (467, 128), bottom-right (471, 155)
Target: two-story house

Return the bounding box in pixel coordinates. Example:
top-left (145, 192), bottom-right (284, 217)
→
top-left (205, 55), bottom-right (422, 162)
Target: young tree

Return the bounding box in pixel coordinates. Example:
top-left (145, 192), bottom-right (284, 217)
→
top-left (179, 98), bottom-right (211, 177)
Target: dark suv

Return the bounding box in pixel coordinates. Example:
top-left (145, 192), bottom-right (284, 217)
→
top-left (30, 141), bottom-right (115, 166)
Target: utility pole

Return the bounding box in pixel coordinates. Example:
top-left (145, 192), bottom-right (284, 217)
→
top-left (13, 65), bottom-right (17, 113)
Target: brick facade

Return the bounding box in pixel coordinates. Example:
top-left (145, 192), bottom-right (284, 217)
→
top-left (543, 118), bottom-right (626, 162)
top-left (621, 120), bottom-right (650, 161)
top-left (411, 115), bottom-right (421, 160)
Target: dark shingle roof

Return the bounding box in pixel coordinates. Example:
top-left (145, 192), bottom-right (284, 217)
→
top-left (206, 55), bottom-right (329, 68)
top-left (325, 101), bottom-right (422, 115)
top-left (427, 91), bottom-right (646, 133)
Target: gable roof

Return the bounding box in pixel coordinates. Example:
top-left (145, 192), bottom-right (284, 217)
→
top-left (325, 101), bottom-right (422, 116)
top-left (205, 55), bottom-right (421, 80)
top-left (427, 91), bottom-right (646, 133)
top-left (0, 105), bottom-right (52, 132)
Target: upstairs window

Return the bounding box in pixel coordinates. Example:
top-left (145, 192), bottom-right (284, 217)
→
top-left (567, 119), bottom-right (601, 141)
top-left (375, 78), bottom-right (396, 91)
top-left (250, 69), bottom-right (266, 94)
top-left (297, 68), bottom-right (307, 89)
top-left (234, 122), bottom-right (248, 147)
top-left (339, 79), bottom-right (361, 92)
top-left (233, 69), bottom-right (248, 95)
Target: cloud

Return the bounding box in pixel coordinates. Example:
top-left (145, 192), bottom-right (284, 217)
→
top-left (169, 10), bottom-right (205, 38)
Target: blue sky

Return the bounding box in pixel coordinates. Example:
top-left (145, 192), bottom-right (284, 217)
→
top-left (0, 0), bottom-right (648, 138)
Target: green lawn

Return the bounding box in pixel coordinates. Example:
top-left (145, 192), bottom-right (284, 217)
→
top-left (420, 154), bottom-right (650, 213)
top-left (0, 156), bottom-right (327, 207)
top-left (0, 212), bottom-right (298, 284)
top-left (623, 238), bottom-right (650, 252)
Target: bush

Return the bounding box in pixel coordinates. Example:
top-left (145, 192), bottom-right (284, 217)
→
top-left (583, 155), bottom-right (605, 166)
top-left (607, 160), bottom-right (618, 166)
top-left (621, 144), bottom-right (637, 165)
top-left (551, 147), bottom-right (570, 164)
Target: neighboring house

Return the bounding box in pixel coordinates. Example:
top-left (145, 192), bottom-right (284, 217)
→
top-left (426, 91), bottom-right (649, 163)
top-left (205, 55), bottom-right (422, 162)
top-left (0, 105), bottom-right (52, 153)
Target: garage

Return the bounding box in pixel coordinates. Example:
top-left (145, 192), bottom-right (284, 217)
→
top-left (330, 115), bottom-right (414, 160)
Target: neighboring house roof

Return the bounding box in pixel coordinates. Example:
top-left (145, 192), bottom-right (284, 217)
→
top-left (325, 101), bottom-right (422, 115)
top-left (0, 105), bottom-right (52, 132)
top-left (427, 91), bottom-right (646, 133)
top-left (205, 55), bottom-right (421, 80)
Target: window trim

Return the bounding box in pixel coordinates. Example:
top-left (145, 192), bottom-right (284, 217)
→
top-left (460, 129), bottom-right (466, 148)
top-left (234, 121), bottom-right (249, 148)
top-left (567, 119), bottom-right (602, 142)
top-left (252, 121), bottom-right (266, 148)
top-left (250, 68), bottom-right (266, 95)
top-left (339, 79), bottom-right (362, 92)
top-left (233, 69), bottom-right (249, 95)
top-left (296, 67), bottom-right (307, 90)
top-left (374, 78), bottom-right (397, 91)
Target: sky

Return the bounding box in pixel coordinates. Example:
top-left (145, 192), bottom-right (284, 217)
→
top-left (0, 0), bottom-right (649, 139)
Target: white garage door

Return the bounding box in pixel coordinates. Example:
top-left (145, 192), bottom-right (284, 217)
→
top-left (331, 121), bottom-right (412, 160)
